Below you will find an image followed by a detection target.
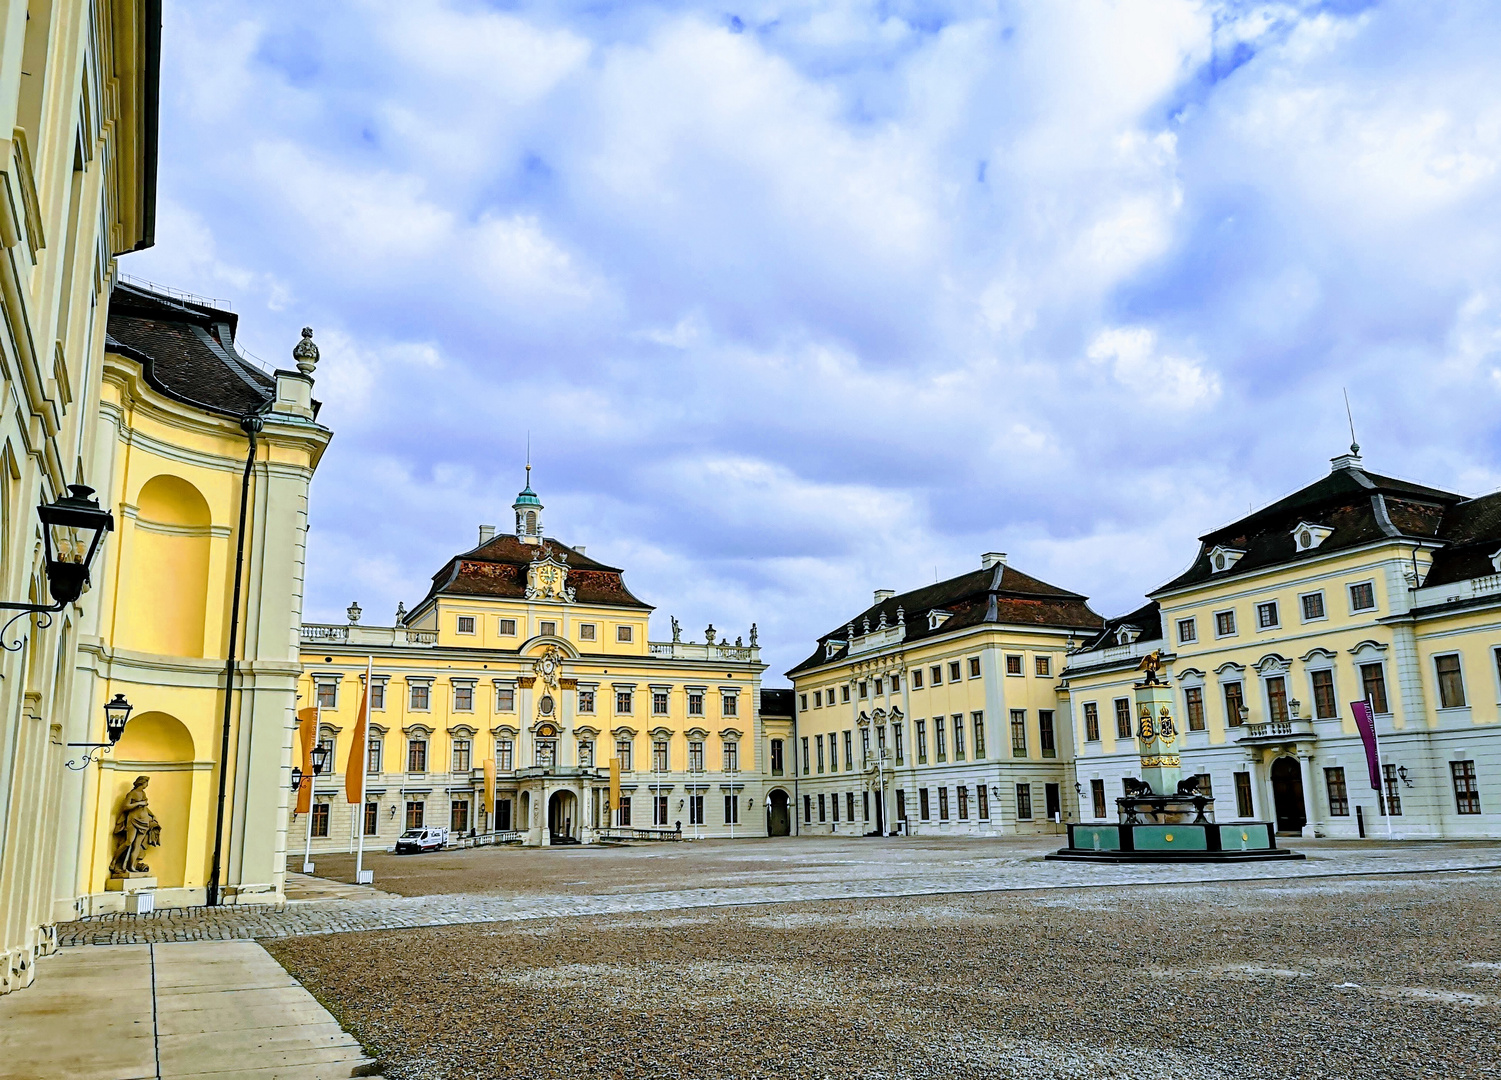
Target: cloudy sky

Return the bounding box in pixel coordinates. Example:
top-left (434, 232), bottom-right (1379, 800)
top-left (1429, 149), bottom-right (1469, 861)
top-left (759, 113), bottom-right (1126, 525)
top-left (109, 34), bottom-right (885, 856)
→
top-left (127, 0), bottom-right (1501, 680)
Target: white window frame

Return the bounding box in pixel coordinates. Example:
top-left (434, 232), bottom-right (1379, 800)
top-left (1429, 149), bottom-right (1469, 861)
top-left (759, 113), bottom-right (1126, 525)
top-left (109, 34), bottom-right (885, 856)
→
top-left (1298, 590), bottom-right (1327, 624)
top-left (578, 622), bottom-right (597, 642)
top-left (1433, 651), bottom-right (1468, 711)
top-left (1213, 609), bottom-right (1237, 638)
top-left (538, 619), bottom-right (558, 638)
top-left (456, 614), bottom-right (476, 635)
top-left (494, 682), bottom-right (516, 712)
top-left (1348, 580), bottom-right (1377, 613)
top-left (498, 617), bottom-right (517, 636)
top-left (616, 624), bottom-right (634, 643)
top-left (1177, 617), bottom-right (1197, 644)
top-left (1306, 665), bottom-right (1339, 720)
top-left (1255, 600), bottom-right (1280, 632)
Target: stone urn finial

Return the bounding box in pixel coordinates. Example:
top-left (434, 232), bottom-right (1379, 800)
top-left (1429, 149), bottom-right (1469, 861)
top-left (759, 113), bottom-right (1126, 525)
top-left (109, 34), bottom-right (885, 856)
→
top-left (347, 600), bottom-right (362, 624)
top-left (293, 327), bottom-right (319, 376)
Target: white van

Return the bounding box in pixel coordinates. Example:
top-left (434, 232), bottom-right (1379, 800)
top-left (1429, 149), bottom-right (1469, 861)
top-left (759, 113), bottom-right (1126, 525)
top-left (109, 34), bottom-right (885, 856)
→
top-left (394, 826), bottom-right (448, 854)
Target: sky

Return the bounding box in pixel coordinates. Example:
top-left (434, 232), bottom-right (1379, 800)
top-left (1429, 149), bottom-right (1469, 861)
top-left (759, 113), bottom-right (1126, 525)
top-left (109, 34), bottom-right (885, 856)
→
top-left (125, 0), bottom-right (1501, 682)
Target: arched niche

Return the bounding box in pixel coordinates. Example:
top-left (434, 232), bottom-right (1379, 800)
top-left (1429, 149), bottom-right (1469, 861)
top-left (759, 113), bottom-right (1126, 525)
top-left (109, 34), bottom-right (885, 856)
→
top-left (110, 710), bottom-right (196, 889)
top-left (120, 474), bottom-right (213, 657)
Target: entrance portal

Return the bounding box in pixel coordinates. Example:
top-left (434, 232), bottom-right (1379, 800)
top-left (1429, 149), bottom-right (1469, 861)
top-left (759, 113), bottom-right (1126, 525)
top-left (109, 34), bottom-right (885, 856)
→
top-left (1270, 757), bottom-right (1306, 834)
top-left (767, 789), bottom-right (791, 836)
top-left (548, 790), bottom-right (578, 844)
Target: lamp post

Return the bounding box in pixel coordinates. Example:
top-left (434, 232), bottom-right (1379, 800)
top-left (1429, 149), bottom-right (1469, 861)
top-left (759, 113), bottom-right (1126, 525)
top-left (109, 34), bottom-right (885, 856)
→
top-left (2, 485), bottom-right (115, 650)
top-left (301, 737), bottom-right (332, 873)
top-left (64, 693), bottom-right (134, 770)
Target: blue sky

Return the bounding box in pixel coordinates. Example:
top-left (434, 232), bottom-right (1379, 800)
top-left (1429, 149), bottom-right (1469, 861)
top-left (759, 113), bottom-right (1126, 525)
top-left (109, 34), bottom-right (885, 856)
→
top-left (126, 0), bottom-right (1501, 680)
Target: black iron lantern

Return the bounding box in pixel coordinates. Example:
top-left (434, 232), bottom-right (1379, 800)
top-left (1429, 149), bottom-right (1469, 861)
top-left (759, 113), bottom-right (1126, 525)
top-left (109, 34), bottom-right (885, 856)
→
top-left (37, 485), bottom-right (115, 606)
top-left (310, 743), bottom-right (331, 776)
top-left (102, 693), bottom-right (133, 744)
top-left (291, 766), bottom-right (304, 792)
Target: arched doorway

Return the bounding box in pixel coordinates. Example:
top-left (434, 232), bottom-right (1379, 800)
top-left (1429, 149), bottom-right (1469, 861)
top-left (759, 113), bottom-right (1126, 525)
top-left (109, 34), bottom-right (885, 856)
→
top-left (1270, 757), bottom-right (1306, 834)
top-left (548, 790), bottom-right (578, 844)
top-left (767, 789), bottom-right (790, 837)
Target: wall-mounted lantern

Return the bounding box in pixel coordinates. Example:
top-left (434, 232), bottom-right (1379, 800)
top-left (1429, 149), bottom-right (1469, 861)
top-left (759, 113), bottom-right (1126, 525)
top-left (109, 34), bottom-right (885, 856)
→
top-left (2, 485), bottom-right (115, 650)
top-left (65, 692), bottom-right (133, 770)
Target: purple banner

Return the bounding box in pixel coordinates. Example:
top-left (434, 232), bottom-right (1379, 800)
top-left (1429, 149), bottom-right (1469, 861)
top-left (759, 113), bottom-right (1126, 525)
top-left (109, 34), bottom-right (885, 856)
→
top-left (1351, 700), bottom-right (1381, 790)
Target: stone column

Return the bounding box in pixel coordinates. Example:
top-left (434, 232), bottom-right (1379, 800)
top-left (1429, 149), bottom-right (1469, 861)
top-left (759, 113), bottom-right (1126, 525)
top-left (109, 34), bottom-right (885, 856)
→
top-left (1296, 750), bottom-right (1316, 838)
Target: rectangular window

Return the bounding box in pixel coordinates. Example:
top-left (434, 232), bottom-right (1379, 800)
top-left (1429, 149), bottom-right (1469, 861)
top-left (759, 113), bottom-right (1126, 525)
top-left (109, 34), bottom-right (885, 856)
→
top-left (311, 801), bottom-right (329, 838)
top-left (457, 615), bottom-right (475, 635)
top-left (1301, 592), bottom-right (1326, 621)
top-left (496, 686), bottom-right (516, 712)
top-left (770, 739), bottom-right (784, 776)
top-left (407, 739), bottom-right (428, 773)
top-left (654, 796), bottom-right (669, 826)
top-left (1114, 698), bottom-right (1132, 738)
top-left (1234, 772), bottom-right (1254, 817)
top-left (1034, 656), bottom-right (1050, 677)
top-left (874, 678), bottom-right (883, 696)
top-left (535, 740), bottom-right (556, 768)
top-left (723, 741), bottom-right (738, 772)
top-left (616, 690), bottom-right (633, 714)
top-left (919, 788), bottom-right (931, 820)
top-left (1325, 767), bottom-right (1349, 816)
top-left (409, 683), bottom-right (430, 711)
top-left (1349, 581), bottom-right (1376, 612)
top-left (688, 741), bottom-right (704, 771)
top-left (891, 674), bottom-right (901, 692)
top-left (454, 684), bottom-right (473, 712)
top-left (1452, 760), bottom-right (1481, 814)
top-left (1311, 670), bottom-right (1337, 719)
top-left (451, 800), bottom-right (470, 833)
top-left (1360, 663), bottom-right (1389, 714)
top-left (801, 737), bottom-right (810, 775)
top-left (370, 682), bottom-right (385, 710)
top-left (688, 794), bottom-right (704, 825)
top-left (896, 790), bottom-right (907, 820)
top-left (618, 796), bottom-right (632, 826)
top-left (1084, 702), bottom-right (1100, 742)
top-left (1381, 763), bottom-right (1403, 816)
top-left (497, 740), bottom-right (513, 771)
top-left (952, 715), bottom-right (965, 760)
top-left (938, 787), bottom-right (950, 821)
top-left (957, 786), bottom-right (969, 821)
top-left (831, 791), bottom-right (840, 822)
top-left (977, 786), bottom-right (989, 820)
top-left (1257, 601), bottom-right (1279, 629)
top-left (579, 623), bottom-right (596, 641)
top-left (315, 681), bottom-right (337, 709)
top-left (828, 732), bottom-right (839, 771)
top-left (799, 693), bottom-right (808, 711)
top-left (935, 720), bottom-right (946, 762)
top-left (948, 661), bottom-right (962, 682)
top-left (971, 712), bottom-right (985, 758)
top-left (1177, 617), bottom-right (1197, 644)
top-left (930, 665), bottom-right (943, 685)
top-left (615, 740), bottom-right (633, 772)
top-left (846, 792), bottom-right (855, 821)
top-left (1184, 687), bottom-right (1205, 731)
top-left (1224, 682), bottom-right (1245, 727)
top-left (367, 739), bottom-right (383, 776)
top-left (579, 740), bottom-right (594, 768)
top-left (617, 625), bottom-right (634, 642)
top-left (858, 681), bottom-right (868, 699)
top-left (912, 669), bottom-right (923, 689)
top-left (1015, 784), bottom-right (1032, 820)
top-left (364, 801), bottom-right (379, 836)
top-left (1038, 710), bottom-right (1056, 758)
top-left (841, 686), bottom-right (850, 703)
top-left (1215, 610), bottom-right (1237, 637)
top-left (652, 691), bottom-right (669, 715)
top-left (842, 730), bottom-right (853, 770)
top-left (1091, 778), bottom-right (1106, 819)
top-left (687, 691), bottom-right (704, 716)
top-left (1436, 654), bottom-right (1466, 709)
top-left (1005, 654), bottom-right (1022, 675)
top-left (894, 723), bottom-right (905, 765)
top-left (722, 693), bottom-right (738, 716)
top-left (1266, 676), bottom-right (1289, 723)
top-left (724, 794), bottom-right (740, 824)
top-left (916, 719), bottom-right (928, 764)
top-left (452, 740), bottom-right (471, 772)
top-left (811, 691), bottom-right (821, 708)
top-left (405, 801), bottom-right (424, 830)
top-left (1010, 710), bottom-right (1027, 757)
top-left (652, 741), bottom-right (669, 772)
top-left (499, 618), bottom-right (517, 636)
top-left (818, 793), bottom-right (827, 823)
top-left (969, 657), bottom-right (983, 678)
top-left (816, 734), bottom-right (825, 773)
top-left (803, 794), bottom-right (812, 823)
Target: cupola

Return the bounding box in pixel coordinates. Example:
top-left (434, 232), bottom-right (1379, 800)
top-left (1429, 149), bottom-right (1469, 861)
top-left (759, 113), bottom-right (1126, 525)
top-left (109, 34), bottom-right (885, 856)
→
top-left (513, 463), bottom-right (544, 544)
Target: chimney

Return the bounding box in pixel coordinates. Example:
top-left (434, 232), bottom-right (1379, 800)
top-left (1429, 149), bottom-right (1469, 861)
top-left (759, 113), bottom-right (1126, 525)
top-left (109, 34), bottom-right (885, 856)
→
top-left (478, 524), bottom-right (496, 545)
top-left (982, 552), bottom-right (1007, 570)
top-left (874, 589), bottom-right (895, 603)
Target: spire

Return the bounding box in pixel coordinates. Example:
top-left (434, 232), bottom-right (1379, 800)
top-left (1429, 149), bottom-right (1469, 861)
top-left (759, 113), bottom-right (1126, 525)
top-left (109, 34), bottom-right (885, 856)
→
top-left (513, 457), bottom-right (543, 542)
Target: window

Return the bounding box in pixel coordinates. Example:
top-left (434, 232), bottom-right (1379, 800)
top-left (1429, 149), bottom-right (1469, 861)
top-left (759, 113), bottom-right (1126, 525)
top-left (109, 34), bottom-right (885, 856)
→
top-left (912, 669), bottom-right (923, 689)
top-left (577, 689), bottom-right (595, 714)
top-left (976, 786), bottom-right (989, 820)
top-left (454, 683), bottom-right (473, 711)
top-left (818, 793), bottom-right (827, 823)
top-left (919, 788), bottom-right (931, 820)
top-left (407, 739), bottom-right (428, 773)
top-left (452, 740), bottom-right (471, 772)
top-left (451, 799), bottom-right (470, 833)
top-left (1005, 655), bottom-right (1022, 675)
top-left (1038, 711), bottom-right (1056, 758)
top-left (893, 723), bottom-right (905, 764)
top-left (616, 690), bottom-right (633, 714)
top-left (957, 786), bottom-right (969, 821)
top-left (858, 681), bottom-right (868, 699)
top-left (1311, 670), bottom-right (1337, 719)
top-left (615, 739), bottom-right (633, 772)
top-left (722, 693), bottom-right (738, 716)
top-left (771, 739), bottom-right (784, 776)
top-left (1266, 676), bottom-right (1289, 723)
top-left (497, 740), bottom-right (513, 771)
top-left (617, 625), bottom-right (634, 642)
top-left (896, 790), bottom-right (907, 820)
top-left (970, 657), bottom-right (983, 678)
top-left (874, 678), bottom-right (883, 696)
top-left (1301, 592), bottom-right (1326, 621)
top-left (971, 712), bottom-right (985, 758)
top-left (1381, 763), bottom-right (1403, 816)
top-left (538, 620), bottom-right (557, 638)
top-left (654, 796), bottom-right (670, 826)
top-left (1256, 601), bottom-right (1279, 630)
top-left (724, 794), bottom-right (740, 824)
top-left (1234, 772), bottom-right (1254, 817)
top-left (1436, 654), bottom-right (1466, 709)
top-left (801, 736), bottom-right (810, 775)
top-left (315, 680), bottom-right (338, 709)
top-left (948, 661), bottom-right (962, 682)
top-left (579, 623), bottom-right (596, 641)
top-left (831, 791), bottom-right (839, 822)
top-left (688, 741), bottom-right (704, 771)
top-left (1184, 687), bottom-right (1205, 731)
top-left (723, 741), bottom-right (739, 772)
top-left (890, 674), bottom-right (901, 692)
top-left (1224, 682), bottom-right (1245, 727)
top-left (916, 719), bottom-right (928, 764)
top-left (861, 727), bottom-right (872, 763)
top-left (930, 665), bottom-right (943, 685)
top-left (367, 739), bottom-right (383, 775)
top-left (1010, 710), bottom-right (1027, 757)
top-left (816, 734), bottom-right (825, 773)
top-left (370, 682), bottom-right (385, 710)
top-left (535, 740), bottom-right (556, 767)
top-left (1034, 656), bottom-right (1050, 677)
top-left (1177, 618), bottom-right (1197, 644)
top-left (1349, 582), bottom-right (1376, 612)
top-left (405, 801), bottom-right (424, 830)
top-left (311, 801), bottom-right (329, 838)
top-left (496, 685), bottom-right (516, 712)
top-left (803, 794), bottom-right (812, 823)
top-left (499, 618), bottom-right (517, 636)
top-left (687, 794), bottom-right (704, 825)
top-left (1452, 760), bottom-right (1481, 814)
top-left (457, 615), bottom-right (475, 635)
top-left (938, 788), bottom-right (950, 820)
top-left (578, 740), bottom-right (594, 768)
top-left (618, 796), bottom-right (632, 826)
top-left (1215, 610), bottom-right (1237, 637)
top-left (841, 686), bottom-right (851, 703)
top-left (1325, 767), bottom-right (1349, 816)
top-left (829, 732), bottom-right (839, 771)
top-left (1091, 778), bottom-right (1106, 819)
top-left (652, 691), bottom-right (669, 715)
top-left (364, 801), bottom-right (379, 836)
top-left (799, 693), bottom-right (808, 711)
top-left (652, 741), bottom-right (669, 772)
top-left (942, 715), bottom-right (958, 760)
top-left (1360, 663), bottom-right (1389, 714)
top-left (1114, 698), bottom-right (1132, 738)
top-left (934, 720), bottom-right (946, 762)
top-left (409, 683), bottom-right (430, 711)
top-left (1015, 784), bottom-right (1032, 820)
top-left (687, 691), bottom-right (704, 716)
top-left (1084, 702), bottom-right (1100, 742)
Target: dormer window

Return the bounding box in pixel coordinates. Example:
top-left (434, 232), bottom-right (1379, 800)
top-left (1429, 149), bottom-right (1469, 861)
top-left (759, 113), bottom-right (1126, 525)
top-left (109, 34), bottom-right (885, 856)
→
top-left (927, 609), bottom-right (952, 631)
top-left (1292, 521), bottom-right (1334, 552)
top-left (1208, 546), bottom-right (1245, 573)
top-left (1489, 548), bottom-right (1501, 573)
top-left (825, 639), bottom-right (845, 660)
top-left (1115, 625), bottom-right (1141, 646)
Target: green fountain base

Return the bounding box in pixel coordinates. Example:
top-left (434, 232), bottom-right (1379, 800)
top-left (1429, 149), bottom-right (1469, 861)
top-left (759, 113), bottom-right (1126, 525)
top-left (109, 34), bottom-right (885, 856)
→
top-left (1046, 821), bottom-right (1305, 862)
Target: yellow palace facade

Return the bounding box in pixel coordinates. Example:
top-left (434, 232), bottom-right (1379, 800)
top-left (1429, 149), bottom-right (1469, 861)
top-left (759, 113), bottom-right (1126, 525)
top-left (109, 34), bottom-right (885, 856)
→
top-left (294, 477), bottom-right (781, 851)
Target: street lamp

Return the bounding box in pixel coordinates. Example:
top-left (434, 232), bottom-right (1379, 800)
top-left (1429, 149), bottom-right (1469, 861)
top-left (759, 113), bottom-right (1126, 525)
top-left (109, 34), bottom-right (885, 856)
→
top-left (310, 742), bottom-right (332, 776)
top-left (2, 485), bottom-right (115, 650)
top-left (65, 692), bottom-right (134, 770)
top-left (290, 766), bottom-right (304, 792)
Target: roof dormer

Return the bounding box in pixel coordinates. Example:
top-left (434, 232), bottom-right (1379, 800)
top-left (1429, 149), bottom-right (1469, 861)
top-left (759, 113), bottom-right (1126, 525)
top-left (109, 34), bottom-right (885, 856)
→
top-left (1291, 521), bottom-right (1334, 552)
top-left (927, 609), bottom-right (952, 631)
top-left (1207, 545), bottom-right (1245, 574)
top-left (1115, 624), bottom-right (1141, 646)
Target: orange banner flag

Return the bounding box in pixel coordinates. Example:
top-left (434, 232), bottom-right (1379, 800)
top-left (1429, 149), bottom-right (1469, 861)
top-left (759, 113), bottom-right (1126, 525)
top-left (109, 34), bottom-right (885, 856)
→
top-left (345, 684), bottom-right (368, 804)
top-left (295, 707), bottom-right (317, 814)
top-left (482, 757), bottom-right (495, 815)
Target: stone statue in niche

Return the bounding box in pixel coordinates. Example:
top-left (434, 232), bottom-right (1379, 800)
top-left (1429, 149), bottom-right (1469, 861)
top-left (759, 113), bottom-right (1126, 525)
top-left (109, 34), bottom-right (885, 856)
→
top-left (109, 776), bottom-right (161, 876)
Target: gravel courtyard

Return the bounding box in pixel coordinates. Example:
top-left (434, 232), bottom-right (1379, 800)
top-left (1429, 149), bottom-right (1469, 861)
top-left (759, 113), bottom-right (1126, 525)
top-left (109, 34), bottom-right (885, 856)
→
top-left (266, 854), bottom-right (1501, 1080)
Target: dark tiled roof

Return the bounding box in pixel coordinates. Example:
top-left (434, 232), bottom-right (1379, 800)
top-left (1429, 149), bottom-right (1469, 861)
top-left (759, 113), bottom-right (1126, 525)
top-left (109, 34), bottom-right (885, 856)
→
top-left (1079, 601), bottom-right (1162, 652)
top-left (787, 562), bottom-right (1103, 676)
top-left (416, 533), bottom-right (652, 611)
top-left (1156, 460), bottom-right (1464, 593)
top-left (759, 688), bottom-right (794, 717)
top-left (106, 281), bottom-right (276, 417)
top-left (1421, 492), bottom-right (1501, 587)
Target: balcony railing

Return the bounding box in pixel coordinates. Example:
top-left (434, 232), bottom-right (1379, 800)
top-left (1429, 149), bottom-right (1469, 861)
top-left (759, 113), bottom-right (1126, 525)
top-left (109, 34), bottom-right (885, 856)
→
top-left (648, 641), bottom-right (759, 662)
top-left (300, 623), bottom-right (437, 647)
top-left (1234, 717), bottom-right (1316, 743)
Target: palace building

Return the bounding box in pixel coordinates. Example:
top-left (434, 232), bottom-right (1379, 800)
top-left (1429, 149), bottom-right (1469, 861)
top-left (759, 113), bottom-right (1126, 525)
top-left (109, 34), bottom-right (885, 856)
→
top-left (787, 556), bottom-right (1104, 836)
top-left (294, 474), bottom-right (777, 851)
top-left (1063, 450), bottom-right (1501, 840)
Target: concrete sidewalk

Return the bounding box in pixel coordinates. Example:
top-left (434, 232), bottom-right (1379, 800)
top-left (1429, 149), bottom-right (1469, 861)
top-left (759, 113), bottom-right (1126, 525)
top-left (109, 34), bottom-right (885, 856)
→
top-left (0, 940), bottom-right (381, 1079)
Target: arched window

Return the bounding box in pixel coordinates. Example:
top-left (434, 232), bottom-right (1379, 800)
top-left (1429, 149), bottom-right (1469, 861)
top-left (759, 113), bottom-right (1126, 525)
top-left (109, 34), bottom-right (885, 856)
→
top-left (526, 510), bottom-right (537, 533)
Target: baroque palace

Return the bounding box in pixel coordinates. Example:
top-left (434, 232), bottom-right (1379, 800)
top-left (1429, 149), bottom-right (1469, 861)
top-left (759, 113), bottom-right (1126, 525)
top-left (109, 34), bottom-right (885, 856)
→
top-left (293, 474), bottom-right (789, 852)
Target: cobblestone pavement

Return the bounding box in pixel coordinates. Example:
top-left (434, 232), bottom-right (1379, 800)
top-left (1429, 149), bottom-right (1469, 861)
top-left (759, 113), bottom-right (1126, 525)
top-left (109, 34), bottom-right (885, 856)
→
top-left (57, 837), bottom-right (1501, 946)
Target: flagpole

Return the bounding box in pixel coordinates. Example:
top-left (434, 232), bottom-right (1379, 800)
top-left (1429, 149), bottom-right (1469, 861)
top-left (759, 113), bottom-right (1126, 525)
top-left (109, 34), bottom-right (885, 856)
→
top-left (356, 655), bottom-right (373, 884)
top-left (1369, 694), bottom-right (1393, 840)
top-left (303, 703), bottom-right (319, 873)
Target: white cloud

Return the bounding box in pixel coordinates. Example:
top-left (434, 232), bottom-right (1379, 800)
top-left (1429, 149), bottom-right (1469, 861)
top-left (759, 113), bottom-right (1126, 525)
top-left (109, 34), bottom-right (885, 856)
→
top-left (1087, 327), bottom-right (1221, 409)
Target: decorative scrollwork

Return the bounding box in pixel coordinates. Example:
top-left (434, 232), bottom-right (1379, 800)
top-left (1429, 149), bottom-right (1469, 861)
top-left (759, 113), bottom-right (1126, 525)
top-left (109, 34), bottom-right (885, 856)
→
top-left (64, 743), bottom-right (111, 771)
top-left (0, 606), bottom-right (52, 652)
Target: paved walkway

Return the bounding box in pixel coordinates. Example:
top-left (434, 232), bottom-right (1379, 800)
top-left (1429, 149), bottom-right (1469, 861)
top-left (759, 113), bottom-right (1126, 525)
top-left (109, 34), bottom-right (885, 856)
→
top-left (56, 842), bottom-right (1501, 946)
top-left (0, 940), bottom-right (380, 1079)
